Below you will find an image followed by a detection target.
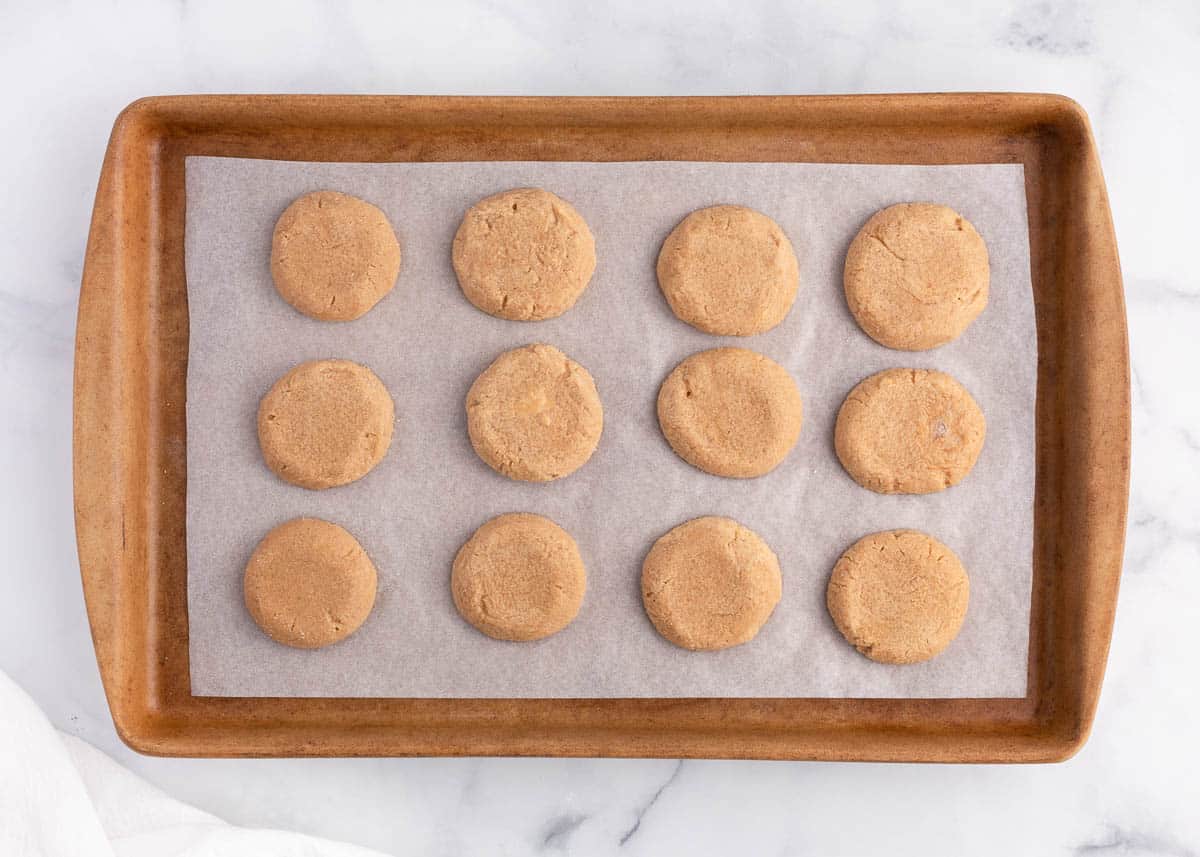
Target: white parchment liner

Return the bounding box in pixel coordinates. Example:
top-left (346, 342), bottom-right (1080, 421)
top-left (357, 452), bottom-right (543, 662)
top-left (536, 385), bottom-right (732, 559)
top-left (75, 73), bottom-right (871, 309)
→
top-left (185, 158), bottom-right (1034, 698)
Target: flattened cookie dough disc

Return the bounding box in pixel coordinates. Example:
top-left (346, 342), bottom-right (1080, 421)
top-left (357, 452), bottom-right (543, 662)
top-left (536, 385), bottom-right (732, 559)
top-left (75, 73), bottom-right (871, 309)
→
top-left (452, 513), bottom-right (587, 641)
top-left (244, 517), bottom-right (377, 649)
top-left (843, 202), bottom-right (989, 350)
top-left (658, 347), bottom-right (803, 478)
top-left (827, 529), bottom-right (969, 664)
top-left (835, 367), bottom-right (985, 494)
top-left (258, 359), bottom-right (394, 490)
top-left (452, 188), bottom-right (596, 321)
top-left (642, 516), bottom-right (782, 651)
top-left (656, 205), bottom-right (799, 336)
top-left (271, 190), bottom-right (401, 321)
top-left (466, 343), bottom-right (603, 482)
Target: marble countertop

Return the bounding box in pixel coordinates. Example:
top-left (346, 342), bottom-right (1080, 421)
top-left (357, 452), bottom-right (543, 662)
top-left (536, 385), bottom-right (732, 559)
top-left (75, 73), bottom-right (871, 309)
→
top-left (2, 0), bottom-right (1197, 853)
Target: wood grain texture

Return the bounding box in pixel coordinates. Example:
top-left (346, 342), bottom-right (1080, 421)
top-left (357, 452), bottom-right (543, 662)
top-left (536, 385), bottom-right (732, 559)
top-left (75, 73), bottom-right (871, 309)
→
top-left (73, 94), bottom-right (1129, 761)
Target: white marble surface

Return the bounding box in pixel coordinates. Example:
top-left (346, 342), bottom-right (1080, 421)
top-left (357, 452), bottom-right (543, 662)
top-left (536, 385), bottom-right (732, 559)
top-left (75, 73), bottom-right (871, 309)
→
top-left (1, 0), bottom-right (1197, 853)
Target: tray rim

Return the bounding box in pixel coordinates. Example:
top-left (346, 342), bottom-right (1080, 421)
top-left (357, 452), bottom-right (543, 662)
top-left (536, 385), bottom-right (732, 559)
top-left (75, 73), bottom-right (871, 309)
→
top-left (73, 93), bottom-right (1129, 761)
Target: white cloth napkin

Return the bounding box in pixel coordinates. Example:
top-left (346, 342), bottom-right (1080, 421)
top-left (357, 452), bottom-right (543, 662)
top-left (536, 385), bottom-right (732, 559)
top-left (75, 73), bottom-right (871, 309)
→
top-left (0, 669), bottom-right (389, 857)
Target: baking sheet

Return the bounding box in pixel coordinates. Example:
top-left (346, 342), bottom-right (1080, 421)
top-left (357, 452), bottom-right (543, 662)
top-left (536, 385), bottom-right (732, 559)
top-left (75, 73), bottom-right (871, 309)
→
top-left (185, 157), bottom-right (1035, 698)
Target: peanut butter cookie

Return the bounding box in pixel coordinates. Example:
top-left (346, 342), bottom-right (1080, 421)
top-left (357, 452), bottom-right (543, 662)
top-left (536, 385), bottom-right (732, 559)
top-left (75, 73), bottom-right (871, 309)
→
top-left (452, 513), bottom-right (587, 641)
top-left (271, 190), bottom-right (401, 322)
top-left (642, 516), bottom-right (782, 651)
top-left (843, 202), bottom-right (988, 350)
top-left (827, 529), bottom-right (969, 664)
top-left (244, 517), bottom-right (378, 649)
top-left (452, 188), bottom-right (596, 321)
top-left (656, 205), bottom-right (799, 336)
top-left (258, 359), bottom-right (394, 490)
top-left (466, 344), bottom-right (603, 482)
top-left (658, 347), bottom-right (803, 478)
top-left (835, 367), bottom-right (985, 494)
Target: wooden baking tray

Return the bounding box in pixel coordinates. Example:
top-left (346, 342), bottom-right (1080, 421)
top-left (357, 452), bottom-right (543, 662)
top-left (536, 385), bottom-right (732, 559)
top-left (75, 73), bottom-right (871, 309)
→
top-left (74, 95), bottom-right (1128, 761)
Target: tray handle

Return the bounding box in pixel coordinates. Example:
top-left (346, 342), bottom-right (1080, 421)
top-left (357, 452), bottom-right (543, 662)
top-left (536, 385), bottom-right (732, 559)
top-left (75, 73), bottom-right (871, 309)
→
top-left (74, 102), bottom-right (155, 740)
top-left (1044, 97), bottom-right (1130, 755)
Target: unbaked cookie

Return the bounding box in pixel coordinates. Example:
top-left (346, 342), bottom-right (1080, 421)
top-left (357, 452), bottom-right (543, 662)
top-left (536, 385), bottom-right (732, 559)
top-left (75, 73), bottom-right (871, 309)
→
top-left (835, 367), bottom-right (985, 494)
top-left (826, 529), bottom-right (969, 664)
top-left (843, 202), bottom-right (989, 350)
top-left (642, 516), bottom-right (782, 651)
top-left (657, 347), bottom-right (803, 478)
top-left (452, 188), bottom-right (596, 321)
top-left (656, 205), bottom-right (799, 336)
top-left (244, 517), bottom-right (378, 649)
top-left (271, 190), bottom-right (401, 322)
top-left (258, 359), bottom-right (394, 490)
top-left (466, 343), bottom-right (603, 482)
top-left (452, 513), bottom-right (587, 641)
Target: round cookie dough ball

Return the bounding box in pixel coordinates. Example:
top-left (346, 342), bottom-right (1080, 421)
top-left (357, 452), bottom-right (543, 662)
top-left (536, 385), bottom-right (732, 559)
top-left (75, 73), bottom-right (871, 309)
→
top-left (656, 205), bottom-right (799, 336)
top-left (843, 202), bottom-right (989, 350)
top-left (642, 516), bottom-right (782, 651)
top-left (452, 188), bottom-right (596, 321)
top-left (258, 358), bottom-right (394, 490)
top-left (835, 367), bottom-right (985, 494)
top-left (271, 190), bottom-right (401, 322)
top-left (827, 529), bottom-right (969, 664)
top-left (244, 517), bottom-right (378, 649)
top-left (466, 343), bottom-right (603, 482)
top-left (657, 347), bottom-right (803, 478)
top-left (452, 513), bottom-right (587, 641)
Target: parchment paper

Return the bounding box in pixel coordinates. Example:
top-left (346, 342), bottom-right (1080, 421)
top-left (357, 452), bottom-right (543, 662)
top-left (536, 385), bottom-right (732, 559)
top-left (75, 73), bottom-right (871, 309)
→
top-left (185, 158), bottom-right (1035, 698)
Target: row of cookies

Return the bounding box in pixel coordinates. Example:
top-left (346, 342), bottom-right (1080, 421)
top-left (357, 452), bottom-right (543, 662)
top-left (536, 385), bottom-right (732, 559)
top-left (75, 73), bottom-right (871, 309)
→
top-left (245, 512), bottom-right (968, 666)
top-left (271, 188), bottom-right (989, 351)
top-left (257, 347), bottom-right (985, 495)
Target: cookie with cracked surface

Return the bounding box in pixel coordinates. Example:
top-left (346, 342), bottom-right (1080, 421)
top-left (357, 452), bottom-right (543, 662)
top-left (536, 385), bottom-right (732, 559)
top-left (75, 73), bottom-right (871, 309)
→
top-left (827, 529), bottom-right (969, 664)
top-left (642, 516), bottom-right (782, 651)
top-left (271, 190), bottom-right (401, 321)
top-left (656, 204), bottom-right (799, 336)
top-left (835, 367), bottom-right (985, 494)
top-left (258, 359), bottom-right (394, 490)
top-left (244, 517), bottom-right (377, 649)
top-left (452, 187), bottom-right (596, 321)
top-left (466, 343), bottom-right (603, 482)
top-left (843, 202), bottom-right (989, 350)
top-left (657, 347), bottom-right (803, 478)
top-left (452, 513), bottom-right (587, 641)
